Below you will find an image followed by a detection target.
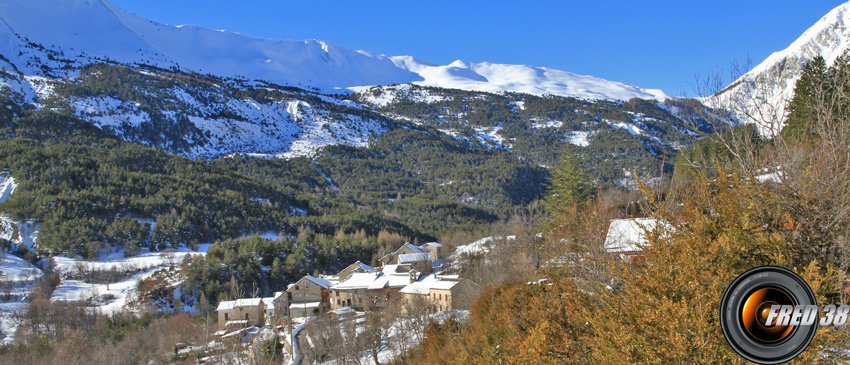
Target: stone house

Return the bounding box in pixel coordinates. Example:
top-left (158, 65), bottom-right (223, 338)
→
top-left (285, 275), bottom-right (332, 317)
top-left (399, 274), bottom-right (482, 312)
top-left (379, 243), bottom-right (436, 274)
top-left (216, 298), bottom-right (265, 330)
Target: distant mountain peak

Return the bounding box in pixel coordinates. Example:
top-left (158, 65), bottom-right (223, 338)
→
top-left (715, 2), bottom-right (850, 133)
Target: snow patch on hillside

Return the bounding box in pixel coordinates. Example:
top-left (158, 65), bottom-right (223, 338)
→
top-left (531, 120), bottom-right (563, 129)
top-left (566, 131), bottom-right (590, 147)
top-left (473, 126), bottom-right (507, 149)
top-left (0, 178), bottom-right (39, 252)
top-left (0, 175), bottom-right (18, 204)
top-left (450, 236), bottom-right (516, 258)
top-left (607, 120), bottom-right (643, 135)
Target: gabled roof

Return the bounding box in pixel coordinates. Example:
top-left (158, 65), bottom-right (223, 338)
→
top-left (366, 273), bottom-right (411, 290)
top-left (398, 253), bottom-right (430, 263)
top-left (339, 261), bottom-right (377, 275)
top-left (381, 264), bottom-right (411, 274)
top-left (353, 261), bottom-right (376, 272)
top-left (304, 275), bottom-right (332, 289)
top-left (400, 274), bottom-right (463, 295)
top-left (332, 270), bottom-right (411, 290)
top-left (603, 218), bottom-right (657, 253)
top-left (217, 300), bottom-right (236, 311)
top-left (234, 298), bottom-right (263, 307)
top-left (262, 297), bottom-right (275, 309)
top-left (424, 242), bottom-right (443, 248)
top-left (332, 272), bottom-right (379, 290)
top-left (287, 275), bottom-right (332, 292)
top-left (218, 298), bottom-right (264, 311)
top-left (399, 243), bottom-right (428, 254)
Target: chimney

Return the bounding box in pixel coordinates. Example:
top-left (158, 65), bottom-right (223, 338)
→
top-left (408, 269), bottom-right (420, 284)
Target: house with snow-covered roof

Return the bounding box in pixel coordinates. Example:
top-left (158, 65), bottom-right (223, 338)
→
top-left (337, 260), bottom-right (376, 282)
top-left (216, 297), bottom-right (265, 330)
top-left (281, 275), bottom-right (333, 317)
top-left (603, 218), bottom-right (659, 262)
top-left (330, 264), bottom-right (419, 311)
top-left (379, 242), bottom-right (440, 274)
top-left (400, 274), bottom-right (481, 312)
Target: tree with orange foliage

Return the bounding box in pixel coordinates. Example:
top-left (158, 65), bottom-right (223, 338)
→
top-left (578, 174), bottom-right (850, 363)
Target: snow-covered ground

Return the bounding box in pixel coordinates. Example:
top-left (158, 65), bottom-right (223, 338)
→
top-left (566, 131), bottom-right (590, 147)
top-left (450, 235), bottom-right (516, 258)
top-left (50, 244), bottom-right (212, 315)
top-left (606, 120), bottom-right (644, 135)
top-left (0, 254), bottom-right (43, 344)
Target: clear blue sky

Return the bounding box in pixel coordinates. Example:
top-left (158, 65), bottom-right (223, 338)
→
top-left (109, 0), bottom-right (846, 96)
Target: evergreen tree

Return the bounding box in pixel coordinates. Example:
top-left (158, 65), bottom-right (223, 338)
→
top-left (543, 144), bottom-right (592, 217)
top-left (784, 55), bottom-right (829, 141)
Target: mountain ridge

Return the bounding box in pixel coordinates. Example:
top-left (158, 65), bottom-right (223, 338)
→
top-left (0, 0), bottom-right (670, 102)
top-left (715, 1), bottom-right (850, 132)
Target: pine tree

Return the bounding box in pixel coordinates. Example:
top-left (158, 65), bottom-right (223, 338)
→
top-left (543, 144), bottom-right (592, 217)
top-left (784, 55), bottom-right (828, 141)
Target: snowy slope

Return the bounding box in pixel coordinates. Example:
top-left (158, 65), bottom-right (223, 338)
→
top-left (0, 0), bottom-right (670, 102)
top-left (0, 0), bottom-right (418, 90)
top-left (384, 56), bottom-right (672, 101)
top-left (714, 2), bottom-right (850, 132)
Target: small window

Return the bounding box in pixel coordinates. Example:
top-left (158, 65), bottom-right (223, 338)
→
top-left (295, 285), bottom-right (299, 291)
top-left (225, 313), bottom-right (229, 321)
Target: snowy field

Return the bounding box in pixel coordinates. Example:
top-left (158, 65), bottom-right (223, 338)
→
top-left (50, 244), bottom-right (212, 314)
top-left (0, 254), bottom-right (43, 344)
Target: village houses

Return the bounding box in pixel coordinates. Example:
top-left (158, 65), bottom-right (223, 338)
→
top-left (329, 264), bottom-right (418, 311)
top-left (215, 241), bottom-right (480, 334)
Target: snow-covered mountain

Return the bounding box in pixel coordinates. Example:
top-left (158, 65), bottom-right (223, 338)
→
top-left (714, 2), bottom-right (850, 132)
top-left (0, 0), bottom-right (670, 102)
